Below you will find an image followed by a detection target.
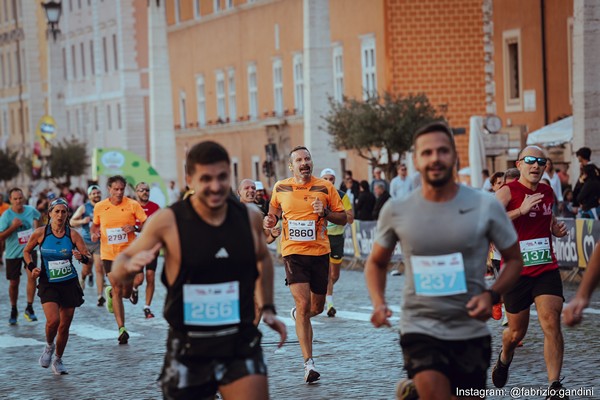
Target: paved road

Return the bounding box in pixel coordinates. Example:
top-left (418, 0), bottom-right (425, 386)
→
top-left (0, 258), bottom-right (598, 399)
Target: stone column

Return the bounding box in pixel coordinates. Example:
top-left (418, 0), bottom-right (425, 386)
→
top-left (572, 0), bottom-right (600, 174)
top-left (148, 0), bottom-right (177, 181)
top-left (303, 0), bottom-right (334, 173)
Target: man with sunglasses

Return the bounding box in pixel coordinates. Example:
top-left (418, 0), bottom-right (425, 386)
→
top-left (493, 146), bottom-right (569, 399)
top-left (132, 182), bottom-right (161, 318)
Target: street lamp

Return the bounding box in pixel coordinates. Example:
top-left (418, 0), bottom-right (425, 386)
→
top-left (42, 1), bottom-right (62, 41)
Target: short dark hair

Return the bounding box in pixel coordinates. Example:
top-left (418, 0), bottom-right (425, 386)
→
top-left (8, 187), bottom-right (23, 197)
top-left (505, 168), bottom-right (520, 180)
top-left (413, 121), bottom-right (456, 151)
top-left (345, 170), bottom-right (353, 177)
top-left (490, 171), bottom-right (505, 185)
top-left (482, 169), bottom-right (490, 176)
top-left (288, 146), bottom-right (311, 164)
top-left (185, 141), bottom-right (230, 176)
top-left (576, 147), bottom-right (592, 161)
top-left (107, 175), bottom-right (127, 188)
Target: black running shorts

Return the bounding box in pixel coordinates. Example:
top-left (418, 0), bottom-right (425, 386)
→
top-left (5, 253), bottom-right (37, 280)
top-left (38, 278), bottom-right (85, 308)
top-left (400, 333), bottom-right (491, 391)
top-left (145, 256), bottom-right (158, 271)
top-left (283, 254), bottom-right (329, 295)
top-left (102, 260), bottom-right (113, 273)
top-left (328, 234), bottom-right (344, 265)
top-left (503, 268), bottom-right (564, 314)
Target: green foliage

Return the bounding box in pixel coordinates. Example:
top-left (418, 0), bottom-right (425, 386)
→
top-left (48, 138), bottom-right (90, 186)
top-left (323, 92), bottom-right (441, 178)
top-left (0, 148), bottom-right (20, 182)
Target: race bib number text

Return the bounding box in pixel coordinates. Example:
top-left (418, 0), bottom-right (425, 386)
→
top-left (48, 259), bottom-right (73, 282)
top-left (18, 229), bottom-right (32, 245)
top-left (183, 281), bottom-right (241, 326)
top-left (106, 227), bottom-right (128, 245)
top-left (519, 238), bottom-right (552, 267)
top-left (288, 220), bottom-right (316, 241)
top-left (411, 253), bottom-right (467, 296)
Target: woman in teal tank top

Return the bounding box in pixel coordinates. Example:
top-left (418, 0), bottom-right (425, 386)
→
top-left (23, 198), bottom-right (91, 375)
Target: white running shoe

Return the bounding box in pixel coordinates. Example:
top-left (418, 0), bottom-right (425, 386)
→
top-left (39, 343), bottom-right (55, 368)
top-left (290, 307), bottom-right (297, 321)
top-left (304, 358), bottom-right (320, 383)
top-left (51, 357), bottom-right (68, 375)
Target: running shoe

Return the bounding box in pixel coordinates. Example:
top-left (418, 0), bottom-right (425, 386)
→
top-left (396, 379), bottom-right (419, 400)
top-left (492, 303), bottom-right (502, 320)
top-left (491, 350), bottom-right (511, 388)
top-left (39, 343), bottom-right (55, 368)
top-left (144, 308), bottom-right (155, 319)
top-left (546, 379), bottom-right (569, 400)
top-left (118, 327), bottom-right (129, 345)
top-left (104, 286), bottom-right (114, 313)
top-left (290, 307), bottom-right (297, 321)
top-left (24, 307), bottom-right (38, 322)
top-left (304, 358), bottom-right (320, 383)
top-left (88, 273), bottom-right (94, 287)
top-left (51, 357), bottom-right (68, 375)
top-left (97, 296), bottom-right (106, 307)
top-left (129, 288), bottom-right (139, 305)
top-left (9, 309), bottom-right (17, 325)
top-left (326, 303), bottom-right (336, 318)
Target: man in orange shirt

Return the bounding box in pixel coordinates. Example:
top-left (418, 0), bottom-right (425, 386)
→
top-left (0, 193), bottom-right (9, 264)
top-left (264, 146), bottom-right (346, 383)
top-left (91, 175), bottom-right (147, 344)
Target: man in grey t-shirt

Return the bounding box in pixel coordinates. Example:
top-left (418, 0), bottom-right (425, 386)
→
top-left (365, 122), bottom-right (523, 398)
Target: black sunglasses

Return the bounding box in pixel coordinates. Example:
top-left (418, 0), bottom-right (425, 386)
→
top-left (137, 188), bottom-right (150, 193)
top-left (519, 156), bottom-right (547, 166)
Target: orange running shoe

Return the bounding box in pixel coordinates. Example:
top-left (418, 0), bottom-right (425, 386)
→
top-left (492, 303), bottom-right (503, 320)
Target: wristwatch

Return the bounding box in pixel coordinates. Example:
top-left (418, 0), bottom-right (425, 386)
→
top-left (322, 208), bottom-right (330, 218)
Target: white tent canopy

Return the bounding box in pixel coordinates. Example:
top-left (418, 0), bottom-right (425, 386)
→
top-left (526, 116), bottom-right (572, 146)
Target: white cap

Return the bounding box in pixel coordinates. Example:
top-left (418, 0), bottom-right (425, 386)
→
top-left (255, 181), bottom-right (264, 190)
top-left (319, 168), bottom-right (336, 178)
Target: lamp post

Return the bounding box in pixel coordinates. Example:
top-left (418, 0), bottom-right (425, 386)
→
top-left (41, 1), bottom-right (62, 185)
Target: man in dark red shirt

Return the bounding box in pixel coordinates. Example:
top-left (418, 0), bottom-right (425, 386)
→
top-left (493, 146), bottom-right (568, 398)
top-left (133, 182), bottom-right (161, 318)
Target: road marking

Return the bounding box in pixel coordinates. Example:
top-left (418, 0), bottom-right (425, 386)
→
top-left (321, 309), bottom-right (400, 322)
top-left (359, 305), bottom-right (402, 313)
top-left (0, 335), bottom-right (45, 348)
top-left (69, 323), bottom-right (142, 340)
top-left (274, 317), bottom-right (323, 327)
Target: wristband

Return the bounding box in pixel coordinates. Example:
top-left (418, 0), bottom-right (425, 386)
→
top-left (134, 225), bottom-right (140, 232)
top-left (27, 262), bottom-right (36, 272)
top-left (80, 255), bottom-right (90, 265)
top-left (270, 231), bottom-right (280, 239)
top-left (261, 304), bottom-right (277, 315)
top-left (322, 208), bottom-right (330, 218)
top-left (484, 289), bottom-right (501, 305)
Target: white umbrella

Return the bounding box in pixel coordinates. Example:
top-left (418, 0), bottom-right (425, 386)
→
top-left (526, 116), bottom-right (572, 146)
top-left (468, 116), bottom-right (486, 188)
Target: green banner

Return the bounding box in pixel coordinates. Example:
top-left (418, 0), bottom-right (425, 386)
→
top-left (92, 148), bottom-right (169, 208)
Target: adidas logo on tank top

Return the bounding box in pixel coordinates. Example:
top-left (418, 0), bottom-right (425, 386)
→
top-left (215, 247), bottom-right (229, 259)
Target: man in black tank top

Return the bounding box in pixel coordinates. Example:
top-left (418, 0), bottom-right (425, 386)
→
top-left (111, 141), bottom-right (286, 400)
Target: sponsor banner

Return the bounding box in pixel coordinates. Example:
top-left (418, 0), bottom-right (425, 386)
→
top-left (354, 220), bottom-right (403, 262)
top-left (575, 219), bottom-right (600, 269)
top-left (552, 218), bottom-right (578, 268)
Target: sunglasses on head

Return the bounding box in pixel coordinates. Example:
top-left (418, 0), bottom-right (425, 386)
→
top-left (519, 156), bottom-right (547, 166)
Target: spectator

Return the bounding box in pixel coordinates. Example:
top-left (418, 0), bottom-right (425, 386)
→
top-left (372, 181), bottom-right (391, 220)
top-left (355, 180), bottom-right (376, 221)
top-left (557, 168), bottom-right (570, 192)
top-left (561, 188), bottom-right (576, 218)
top-left (390, 163), bottom-right (413, 200)
top-left (573, 147), bottom-right (600, 209)
top-left (482, 169), bottom-right (492, 191)
top-left (370, 167), bottom-right (389, 193)
top-left (542, 158), bottom-right (564, 203)
top-left (60, 185), bottom-right (74, 210)
top-left (489, 172), bottom-right (505, 193)
top-left (254, 181), bottom-right (269, 216)
top-left (167, 180), bottom-right (180, 205)
top-left (504, 168), bottom-right (520, 184)
top-left (71, 187), bottom-right (85, 210)
top-left (340, 170), bottom-right (360, 203)
top-left (575, 164), bottom-right (600, 219)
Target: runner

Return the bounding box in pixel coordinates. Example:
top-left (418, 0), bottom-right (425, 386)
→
top-left (365, 122), bottom-right (523, 399)
top-left (493, 146), bottom-right (569, 398)
top-left (23, 198), bottom-right (88, 375)
top-left (71, 184), bottom-right (106, 306)
top-left (563, 241), bottom-right (600, 326)
top-left (0, 193), bottom-right (9, 265)
top-left (91, 175), bottom-right (147, 344)
top-left (0, 188), bottom-right (42, 325)
top-left (318, 168), bottom-right (354, 317)
top-left (110, 140), bottom-right (286, 399)
top-left (132, 182), bottom-right (161, 318)
top-left (238, 179), bottom-right (257, 204)
top-left (264, 146), bottom-right (346, 383)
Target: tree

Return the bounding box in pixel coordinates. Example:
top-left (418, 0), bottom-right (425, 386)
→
top-left (47, 138), bottom-right (90, 186)
top-left (0, 148), bottom-right (20, 183)
top-left (323, 92), bottom-right (441, 178)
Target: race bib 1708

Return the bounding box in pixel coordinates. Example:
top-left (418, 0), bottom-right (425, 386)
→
top-left (411, 252), bottom-right (467, 297)
top-left (183, 281), bottom-right (241, 327)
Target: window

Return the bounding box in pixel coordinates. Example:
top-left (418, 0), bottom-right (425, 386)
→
top-left (567, 17), bottom-right (573, 105)
top-left (71, 44), bottom-right (77, 79)
top-left (106, 104), bottom-right (112, 130)
top-left (66, 110), bottom-right (71, 135)
top-left (196, 75), bottom-right (206, 127)
top-left (21, 48), bottom-right (26, 81)
top-left (503, 29), bottom-right (522, 112)
top-left (102, 37), bottom-right (108, 73)
top-left (272, 58), bottom-right (283, 116)
top-left (214, 0), bottom-right (221, 13)
top-left (179, 92), bottom-right (187, 128)
top-left (3, 0), bottom-right (8, 23)
top-left (62, 47), bottom-right (67, 79)
top-left (0, 54), bottom-right (4, 88)
top-left (7, 51), bottom-right (12, 86)
top-left (360, 35), bottom-right (377, 99)
top-left (274, 24), bottom-right (280, 51)
top-left (228, 69), bottom-right (236, 121)
top-left (226, 0), bottom-right (233, 9)
top-left (175, 0), bottom-right (181, 24)
top-left (112, 34), bottom-right (118, 70)
top-left (75, 108), bottom-right (81, 136)
top-left (80, 42), bottom-right (85, 77)
top-left (117, 103), bottom-right (122, 130)
top-left (252, 156), bottom-right (260, 180)
top-left (94, 106), bottom-right (99, 131)
top-left (293, 54), bottom-right (304, 114)
top-left (90, 40), bottom-right (95, 75)
top-left (248, 64), bottom-right (258, 120)
top-left (216, 70), bottom-right (226, 120)
top-left (332, 45), bottom-right (344, 103)
top-left (194, 0), bottom-right (201, 19)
